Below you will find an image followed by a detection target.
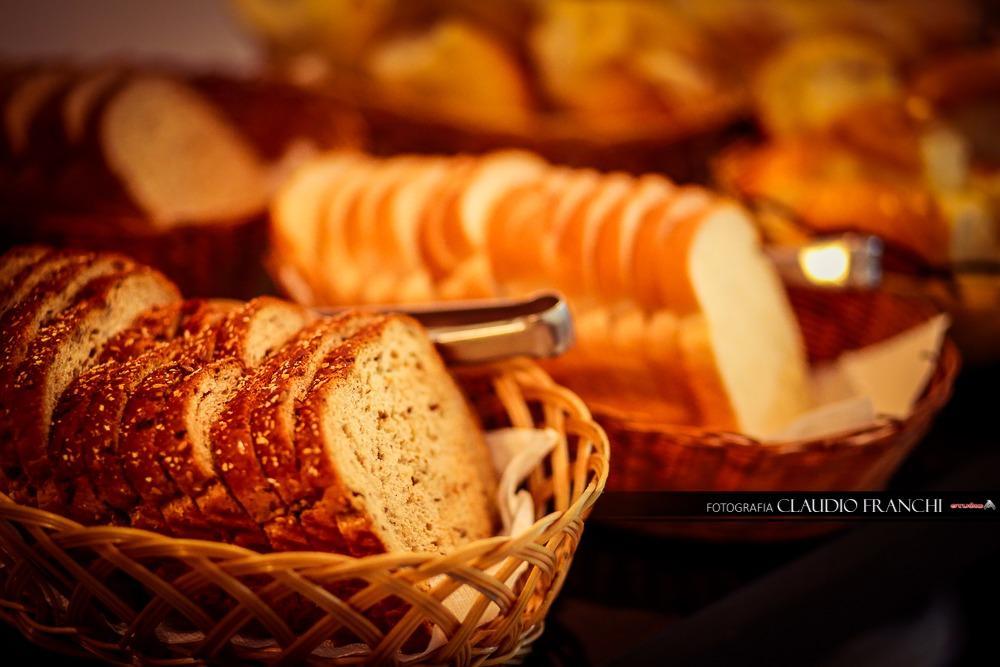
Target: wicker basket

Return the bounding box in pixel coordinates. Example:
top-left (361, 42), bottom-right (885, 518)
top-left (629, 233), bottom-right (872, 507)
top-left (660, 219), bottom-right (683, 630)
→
top-left (601, 289), bottom-right (960, 541)
top-left (0, 360), bottom-right (608, 665)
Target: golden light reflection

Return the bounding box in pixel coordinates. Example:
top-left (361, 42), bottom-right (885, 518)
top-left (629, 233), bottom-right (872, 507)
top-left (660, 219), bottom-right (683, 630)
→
top-left (799, 241), bottom-right (851, 285)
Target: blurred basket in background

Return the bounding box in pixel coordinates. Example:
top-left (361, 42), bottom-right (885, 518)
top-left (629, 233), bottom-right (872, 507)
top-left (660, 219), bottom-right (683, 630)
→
top-left (600, 289), bottom-right (959, 541)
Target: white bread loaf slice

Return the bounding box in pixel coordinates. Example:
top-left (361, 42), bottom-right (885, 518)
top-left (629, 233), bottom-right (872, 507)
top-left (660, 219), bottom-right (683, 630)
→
top-left (594, 174), bottom-right (674, 299)
top-left (631, 186), bottom-right (712, 309)
top-left (660, 204), bottom-right (812, 437)
top-left (316, 155), bottom-right (376, 302)
top-left (441, 150), bottom-right (547, 265)
top-left (556, 172), bottom-right (633, 297)
top-left (296, 314), bottom-right (496, 554)
top-left (419, 156), bottom-right (477, 278)
top-left (271, 152), bottom-right (362, 305)
top-left (539, 168), bottom-right (600, 288)
top-left (6, 266), bottom-right (180, 501)
top-left (545, 303), bottom-right (694, 424)
top-left (152, 298), bottom-right (312, 545)
top-left (379, 159), bottom-right (450, 303)
top-left (486, 168), bottom-right (572, 292)
top-left (100, 75), bottom-right (269, 227)
top-left (352, 156), bottom-right (422, 303)
top-left (437, 253), bottom-right (497, 301)
top-left (62, 66), bottom-right (126, 145)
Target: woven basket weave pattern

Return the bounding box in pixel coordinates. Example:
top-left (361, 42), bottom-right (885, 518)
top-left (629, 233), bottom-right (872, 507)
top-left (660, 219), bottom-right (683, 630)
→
top-left (0, 360), bottom-right (609, 665)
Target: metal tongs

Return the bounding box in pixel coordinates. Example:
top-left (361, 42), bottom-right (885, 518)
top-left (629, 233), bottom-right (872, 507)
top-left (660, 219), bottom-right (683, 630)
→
top-left (766, 232), bottom-right (1000, 295)
top-left (318, 293), bottom-right (574, 365)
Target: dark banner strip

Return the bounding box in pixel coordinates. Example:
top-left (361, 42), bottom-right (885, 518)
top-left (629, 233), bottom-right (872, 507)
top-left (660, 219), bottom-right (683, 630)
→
top-left (591, 492), bottom-right (1000, 521)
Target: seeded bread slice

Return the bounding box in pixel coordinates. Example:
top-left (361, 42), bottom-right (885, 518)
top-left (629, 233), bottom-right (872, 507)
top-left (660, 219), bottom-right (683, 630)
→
top-left (0, 246), bottom-right (55, 319)
top-left (295, 314), bottom-right (496, 555)
top-left (0, 251), bottom-right (133, 475)
top-left (230, 313), bottom-right (384, 550)
top-left (144, 298), bottom-right (312, 545)
top-left (0, 245), bottom-right (49, 303)
top-left (49, 300), bottom-right (233, 521)
top-left (6, 266), bottom-right (179, 502)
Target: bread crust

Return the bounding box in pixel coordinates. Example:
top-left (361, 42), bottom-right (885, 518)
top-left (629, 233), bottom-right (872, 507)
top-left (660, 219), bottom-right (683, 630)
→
top-left (7, 266), bottom-right (179, 504)
top-left (52, 300), bottom-right (231, 522)
top-left (209, 315), bottom-right (376, 550)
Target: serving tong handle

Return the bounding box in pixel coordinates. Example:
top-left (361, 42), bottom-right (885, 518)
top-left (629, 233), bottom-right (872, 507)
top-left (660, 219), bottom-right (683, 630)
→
top-left (317, 293), bottom-right (575, 364)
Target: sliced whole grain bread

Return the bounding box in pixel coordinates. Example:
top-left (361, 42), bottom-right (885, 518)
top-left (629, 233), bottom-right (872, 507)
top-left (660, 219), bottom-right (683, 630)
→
top-left (133, 298), bottom-right (311, 545)
top-left (5, 266), bottom-right (179, 502)
top-left (0, 250), bottom-right (134, 475)
top-left (48, 299), bottom-right (233, 521)
top-left (220, 312), bottom-right (385, 550)
top-left (295, 314), bottom-right (496, 555)
top-left (0, 245), bottom-right (49, 300)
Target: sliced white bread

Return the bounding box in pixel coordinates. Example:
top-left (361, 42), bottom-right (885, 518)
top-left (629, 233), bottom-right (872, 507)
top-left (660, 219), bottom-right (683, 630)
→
top-left (419, 156), bottom-right (477, 279)
top-left (352, 155), bottom-right (422, 303)
top-left (595, 174), bottom-right (675, 299)
top-left (316, 155), bottom-right (376, 302)
top-left (630, 186), bottom-right (713, 309)
top-left (380, 159), bottom-right (450, 303)
top-left (538, 168), bottom-right (601, 288)
top-left (4, 67), bottom-right (74, 155)
top-left (272, 152), bottom-right (362, 305)
top-left (556, 172), bottom-right (633, 297)
top-left (661, 203), bottom-right (812, 437)
top-left (62, 66), bottom-right (126, 145)
top-left (441, 150), bottom-right (547, 265)
top-left (486, 169), bottom-right (570, 291)
top-left (100, 74), bottom-right (269, 227)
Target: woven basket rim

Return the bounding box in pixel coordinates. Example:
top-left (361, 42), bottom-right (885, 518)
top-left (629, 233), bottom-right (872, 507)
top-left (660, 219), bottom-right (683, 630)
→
top-left (591, 337), bottom-right (960, 455)
top-left (0, 358), bottom-right (611, 665)
top-left (0, 357), bottom-right (609, 569)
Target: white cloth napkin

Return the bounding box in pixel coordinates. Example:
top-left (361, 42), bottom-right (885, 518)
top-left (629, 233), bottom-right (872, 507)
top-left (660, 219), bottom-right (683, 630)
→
top-left (767, 315), bottom-right (950, 442)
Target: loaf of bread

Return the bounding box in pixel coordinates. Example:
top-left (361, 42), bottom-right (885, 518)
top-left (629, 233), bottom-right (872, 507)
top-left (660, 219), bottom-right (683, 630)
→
top-left (271, 150), bottom-right (813, 438)
top-left (0, 64), bottom-right (366, 297)
top-left (0, 246), bottom-right (497, 558)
